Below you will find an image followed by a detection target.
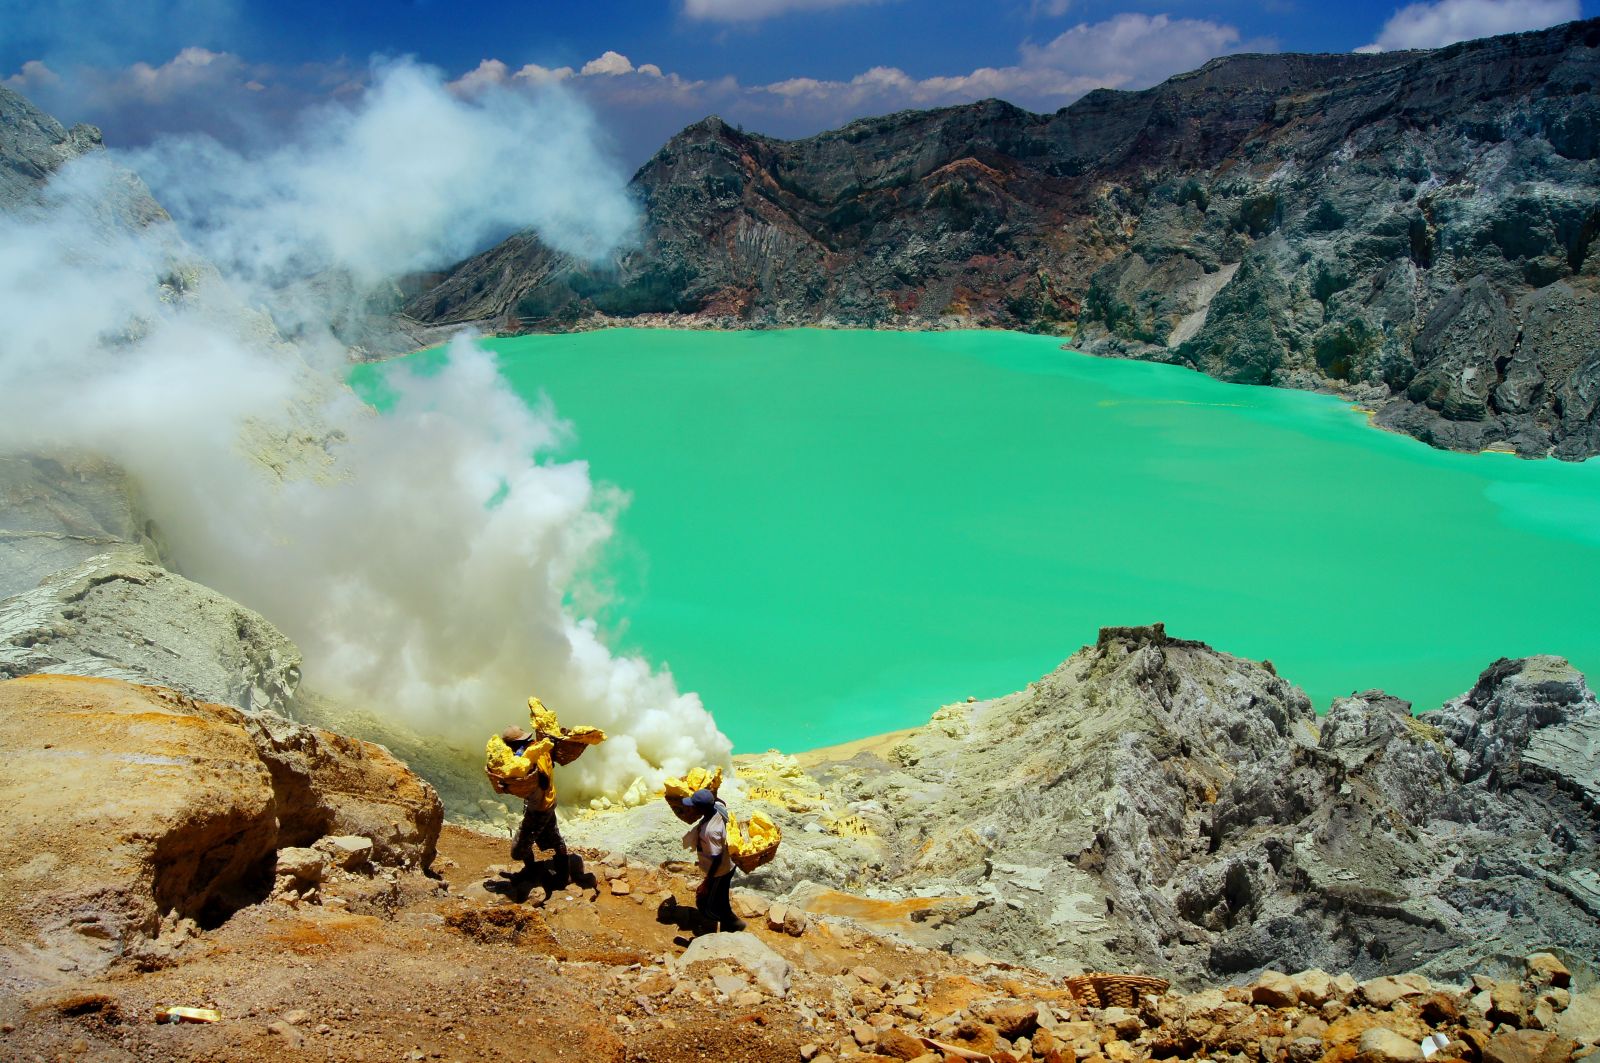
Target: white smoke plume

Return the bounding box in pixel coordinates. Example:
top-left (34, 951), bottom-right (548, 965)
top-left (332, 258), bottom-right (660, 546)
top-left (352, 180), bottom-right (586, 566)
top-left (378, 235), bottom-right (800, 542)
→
top-left (0, 61), bottom-right (733, 804)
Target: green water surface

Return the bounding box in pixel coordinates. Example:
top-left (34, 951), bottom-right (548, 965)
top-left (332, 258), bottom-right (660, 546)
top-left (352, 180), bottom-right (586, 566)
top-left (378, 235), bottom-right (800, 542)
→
top-left (352, 329), bottom-right (1600, 753)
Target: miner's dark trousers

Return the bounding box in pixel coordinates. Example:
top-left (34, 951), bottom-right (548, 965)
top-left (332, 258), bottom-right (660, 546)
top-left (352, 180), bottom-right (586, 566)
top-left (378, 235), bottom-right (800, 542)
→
top-left (697, 870), bottom-right (736, 929)
top-left (513, 804), bottom-right (564, 863)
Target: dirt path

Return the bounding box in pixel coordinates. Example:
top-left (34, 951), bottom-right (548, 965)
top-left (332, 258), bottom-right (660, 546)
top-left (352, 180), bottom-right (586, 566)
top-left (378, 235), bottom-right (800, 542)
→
top-left (0, 825), bottom-right (980, 1063)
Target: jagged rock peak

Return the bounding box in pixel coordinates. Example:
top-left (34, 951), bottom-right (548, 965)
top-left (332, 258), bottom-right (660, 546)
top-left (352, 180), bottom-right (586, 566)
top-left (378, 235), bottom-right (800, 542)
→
top-left (1423, 655), bottom-right (1598, 784)
top-left (0, 83), bottom-right (104, 207)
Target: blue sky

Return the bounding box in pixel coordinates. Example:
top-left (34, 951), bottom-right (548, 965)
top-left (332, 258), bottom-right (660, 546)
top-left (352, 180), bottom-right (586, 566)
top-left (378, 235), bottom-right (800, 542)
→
top-left (3, 0), bottom-right (1589, 166)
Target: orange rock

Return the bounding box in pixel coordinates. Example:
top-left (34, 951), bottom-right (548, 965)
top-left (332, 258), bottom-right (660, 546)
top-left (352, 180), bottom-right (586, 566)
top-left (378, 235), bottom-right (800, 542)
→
top-left (1484, 1029), bottom-right (1576, 1063)
top-left (1325, 1011), bottom-right (1428, 1048)
top-left (0, 675), bottom-right (442, 987)
top-left (877, 1029), bottom-right (926, 1060)
top-left (983, 1002), bottom-right (1040, 1039)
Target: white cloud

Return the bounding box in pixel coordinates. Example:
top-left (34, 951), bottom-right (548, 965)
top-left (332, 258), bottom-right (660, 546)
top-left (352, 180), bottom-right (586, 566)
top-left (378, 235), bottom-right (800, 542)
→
top-left (1024, 13), bottom-right (1247, 85)
top-left (126, 59), bottom-right (640, 284)
top-left (3, 47), bottom-right (352, 146)
top-left (1359, 0), bottom-right (1580, 51)
top-left (581, 50), bottom-right (636, 77)
top-left (683, 0), bottom-right (885, 21)
top-left (3, 59), bottom-right (62, 91)
top-left (446, 59), bottom-right (575, 95)
top-left (756, 13), bottom-right (1255, 114)
top-left (124, 46), bottom-right (238, 100)
top-left (14, 13), bottom-right (1262, 163)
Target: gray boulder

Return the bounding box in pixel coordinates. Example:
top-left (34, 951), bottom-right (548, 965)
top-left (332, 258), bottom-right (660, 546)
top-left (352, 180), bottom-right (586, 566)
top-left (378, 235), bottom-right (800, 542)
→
top-left (674, 932), bottom-right (792, 996)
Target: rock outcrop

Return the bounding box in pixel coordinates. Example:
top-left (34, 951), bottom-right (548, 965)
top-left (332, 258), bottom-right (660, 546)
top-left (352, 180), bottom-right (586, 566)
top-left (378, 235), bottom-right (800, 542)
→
top-left (572, 625), bottom-right (1600, 987)
top-left (0, 548), bottom-right (303, 718)
top-left (0, 674), bottom-right (442, 987)
top-left (407, 19), bottom-right (1600, 458)
top-left (0, 452), bottom-right (165, 601)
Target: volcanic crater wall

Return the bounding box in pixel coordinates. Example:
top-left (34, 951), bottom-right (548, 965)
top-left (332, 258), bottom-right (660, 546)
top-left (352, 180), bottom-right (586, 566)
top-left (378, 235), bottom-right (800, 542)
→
top-left (408, 20), bottom-right (1600, 459)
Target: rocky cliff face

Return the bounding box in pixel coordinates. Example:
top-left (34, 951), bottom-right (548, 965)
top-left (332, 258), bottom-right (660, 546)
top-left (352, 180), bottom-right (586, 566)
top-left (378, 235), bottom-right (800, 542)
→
top-left (407, 20), bottom-right (1600, 459)
top-left (570, 625), bottom-right (1600, 988)
top-left (0, 674), bottom-right (442, 988)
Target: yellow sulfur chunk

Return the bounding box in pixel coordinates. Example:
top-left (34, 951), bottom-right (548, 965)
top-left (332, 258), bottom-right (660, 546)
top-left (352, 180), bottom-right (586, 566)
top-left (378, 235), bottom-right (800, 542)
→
top-left (727, 810), bottom-right (781, 872)
top-left (527, 696), bottom-right (559, 735)
top-left (662, 765), bottom-right (723, 800)
top-left (485, 734), bottom-right (532, 778)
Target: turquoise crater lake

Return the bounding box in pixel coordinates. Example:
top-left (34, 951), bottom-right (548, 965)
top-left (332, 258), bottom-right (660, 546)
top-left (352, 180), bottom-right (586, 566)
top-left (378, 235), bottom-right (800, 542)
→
top-left (352, 329), bottom-right (1600, 753)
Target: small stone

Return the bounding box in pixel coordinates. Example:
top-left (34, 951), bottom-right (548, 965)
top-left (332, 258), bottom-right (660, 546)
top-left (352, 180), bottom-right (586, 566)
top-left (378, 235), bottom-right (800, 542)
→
top-left (1525, 955), bottom-right (1572, 991)
top-left (851, 1021), bottom-right (878, 1048)
top-left (1484, 1028), bottom-right (1568, 1063)
top-left (610, 880), bottom-right (631, 896)
top-left (268, 1021), bottom-right (306, 1049)
top-left (852, 966), bottom-right (891, 990)
top-left (800, 1044), bottom-right (820, 1061)
top-left (877, 1028), bottom-right (926, 1060)
top-left (275, 848), bottom-right (326, 883)
top-left (1289, 1036), bottom-right (1324, 1063)
top-left (1291, 970), bottom-right (1337, 1008)
top-left (314, 835), bottom-right (374, 871)
top-left (1363, 977), bottom-right (1425, 1010)
top-left (712, 973), bottom-right (749, 997)
top-left (1253, 971), bottom-right (1299, 1008)
top-left (1358, 1027), bottom-right (1423, 1063)
top-left (1419, 992), bottom-right (1462, 1025)
top-left (782, 907), bottom-right (809, 936)
top-left (283, 1009), bottom-right (311, 1026)
top-left (1488, 983), bottom-right (1528, 1027)
top-left (984, 1003), bottom-right (1040, 1039)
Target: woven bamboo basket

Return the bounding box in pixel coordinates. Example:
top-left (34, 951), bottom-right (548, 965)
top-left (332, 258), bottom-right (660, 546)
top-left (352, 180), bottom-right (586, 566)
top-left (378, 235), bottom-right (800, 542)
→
top-left (485, 767), bottom-right (543, 800)
top-left (731, 846), bottom-right (778, 874)
top-left (551, 738), bottom-right (588, 765)
top-left (1064, 973), bottom-right (1171, 1009)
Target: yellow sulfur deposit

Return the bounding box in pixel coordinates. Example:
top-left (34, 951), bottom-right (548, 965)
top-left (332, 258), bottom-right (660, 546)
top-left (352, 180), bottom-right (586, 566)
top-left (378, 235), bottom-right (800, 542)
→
top-left (662, 766), bottom-right (724, 799)
top-left (485, 734), bottom-right (532, 778)
top-left (486, 735), bottom-right (555, 807)
top-left (527, 696), bottom-right (559, 735)
top-left (526, 696), bottom-right (607, 762)
top-left (727, 810), bottom-right (781, 872)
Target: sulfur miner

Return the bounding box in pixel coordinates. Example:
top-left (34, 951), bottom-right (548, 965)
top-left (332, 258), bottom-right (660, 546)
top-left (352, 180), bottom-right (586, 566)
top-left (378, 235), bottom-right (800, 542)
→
top-left (485, 697), bottom-right (605, 882)
top-left (664, 768), bottom-right (781, 934)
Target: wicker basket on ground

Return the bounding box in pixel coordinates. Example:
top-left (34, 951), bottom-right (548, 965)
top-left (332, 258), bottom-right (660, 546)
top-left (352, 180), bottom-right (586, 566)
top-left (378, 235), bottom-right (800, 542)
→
top-left (1064, 973), bottom-right (1171, 1009)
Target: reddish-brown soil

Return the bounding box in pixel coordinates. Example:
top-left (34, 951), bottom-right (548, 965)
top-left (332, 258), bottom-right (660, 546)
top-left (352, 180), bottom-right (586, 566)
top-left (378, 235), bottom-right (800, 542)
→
top-left (0, 825), bottom-right (985, 1063)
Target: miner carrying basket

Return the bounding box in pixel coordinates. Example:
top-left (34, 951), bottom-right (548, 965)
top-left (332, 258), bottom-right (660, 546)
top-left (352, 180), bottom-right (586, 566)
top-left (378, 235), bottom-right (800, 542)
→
top-left (485, 696), bottom-right (605, 881)
top-left (664, 768), bottom-right (781, 933)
